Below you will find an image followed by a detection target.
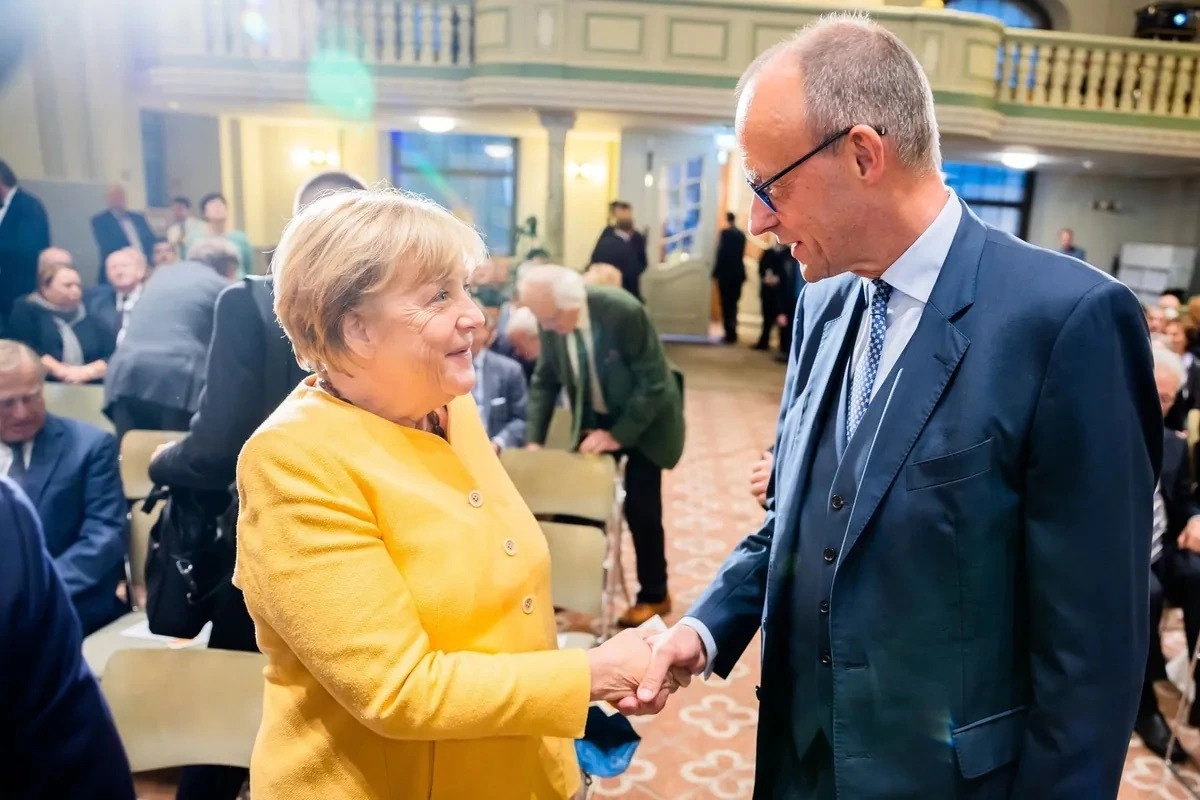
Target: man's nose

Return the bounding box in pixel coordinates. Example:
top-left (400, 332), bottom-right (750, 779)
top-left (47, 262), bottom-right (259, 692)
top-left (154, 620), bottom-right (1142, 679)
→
top-left (747, 195), bottom-right (777, 238)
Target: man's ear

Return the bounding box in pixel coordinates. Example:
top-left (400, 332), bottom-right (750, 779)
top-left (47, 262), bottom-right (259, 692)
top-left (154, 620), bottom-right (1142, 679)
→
top-left (850, 126), bottom-right (886, 182)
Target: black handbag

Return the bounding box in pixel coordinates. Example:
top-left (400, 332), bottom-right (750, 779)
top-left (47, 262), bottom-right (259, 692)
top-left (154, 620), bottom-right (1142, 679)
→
top-left (144, 486), bottom-right (237, 639)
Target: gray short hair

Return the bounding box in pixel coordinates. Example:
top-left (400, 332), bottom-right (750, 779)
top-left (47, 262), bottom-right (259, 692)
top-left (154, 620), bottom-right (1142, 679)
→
top-left (187, 236), bottom-right (242, 276)
top-left (742, 12), bottom-right (941, 174)
top-left (505, 305), bottom-right (540, 339)
top-left (1153, 344), bottom-right (1186, 389)
top-left (516, 264), bottom-right (587, 311)
top-left (0, 339), bottom-right (46, 381)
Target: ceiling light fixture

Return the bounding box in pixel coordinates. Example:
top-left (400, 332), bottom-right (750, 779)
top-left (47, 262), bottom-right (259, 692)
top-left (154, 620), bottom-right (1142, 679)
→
top-left (1000, 151), bottom-right (1039, 171)
top-left (418, 115), bottom-right (457, 134)
top-left (483, 143), bottom-right (513, 160)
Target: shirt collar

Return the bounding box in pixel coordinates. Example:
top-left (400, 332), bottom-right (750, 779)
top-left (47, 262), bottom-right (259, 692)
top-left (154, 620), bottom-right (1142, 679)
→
top-left (866, 189), bottom-right (961, 305)
top-left (0, 185), bottom-right (15, 208)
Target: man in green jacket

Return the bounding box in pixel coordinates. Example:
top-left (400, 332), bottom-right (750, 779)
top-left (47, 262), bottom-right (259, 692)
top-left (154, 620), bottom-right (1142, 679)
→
top-left (519, 265), bottom-right (684, 626)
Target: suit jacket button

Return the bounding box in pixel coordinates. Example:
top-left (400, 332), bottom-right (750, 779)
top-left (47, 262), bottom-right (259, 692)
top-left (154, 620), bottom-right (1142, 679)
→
top-left (504, 539), bottom-right (517, 556)
top-left (823, 548), bottom-right (837, 564)
top-left (831, 494), bottom-right (844, 510)
top-left (522, 596), bottom-right (535, 614)
top-left (819, 599), bottom-right (830, 614)
top-left (468, 490), bottom-right (483, 508)
top-left (820, 651), bottom-right (832, 666)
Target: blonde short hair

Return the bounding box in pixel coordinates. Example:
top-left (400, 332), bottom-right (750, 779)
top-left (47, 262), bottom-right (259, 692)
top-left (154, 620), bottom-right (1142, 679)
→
top-left (273, 189), bottom-right (488, 372)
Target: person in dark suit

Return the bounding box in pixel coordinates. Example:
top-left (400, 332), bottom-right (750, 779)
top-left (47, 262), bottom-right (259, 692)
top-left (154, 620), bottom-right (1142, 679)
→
top-left (0, 474), bottom-right (135, 800)
top-left (1058, 227), bottom-right (1087, 263)
top-left (520, 265), bottom-right (685, 627)
top-left (713, 211), bottom-right (748, 344)
top-left (756, 242), bottom-right (797, 353)
top-left (147, 169), bottom-right (364, 800)
top-left (7, 248), bottom-right (115, 384)
top-left (0, 160), bottom-right (51, 320)
top-left (590, 201), bottom-right (648, 300)
top-left (0, 341), bottom-right (128, 635)
top-left (1139, 346), bottom-right (1200, 761)
top-left (83, 246), bottom-right (148, 345)
top-left (470, 309), bottom-right (528, 451)
top-left (90, 184), bottom-right (155, 277)
top-left (104, 237), bottom-right (239, 440)
top-left (625, 18), bottom-right (1157, 799)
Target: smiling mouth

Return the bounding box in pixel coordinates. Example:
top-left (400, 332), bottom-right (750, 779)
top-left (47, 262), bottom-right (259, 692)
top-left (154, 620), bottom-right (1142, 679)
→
top-left (448, 347), bottom-right (471, 358)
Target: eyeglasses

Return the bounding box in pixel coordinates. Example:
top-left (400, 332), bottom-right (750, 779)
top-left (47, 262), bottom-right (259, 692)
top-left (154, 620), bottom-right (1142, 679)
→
top-left (748, 125), bottom-right (887, 212)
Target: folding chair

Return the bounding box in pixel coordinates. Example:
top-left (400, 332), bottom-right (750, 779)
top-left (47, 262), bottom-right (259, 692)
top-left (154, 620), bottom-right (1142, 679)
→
top-left (82, 503), bottom-right (174, 677)
top-left (41, 383), bottom-right (111, 433)
top-left (500, 448), bottom-right (628, 640)
top-left (1154, 608), bottom-right (1200, 798)
top-left (541, 521), bottom-right (608, 650)
top-left (100, 648), bottom-right (265, 772)
top-left (119, 430), bottom-right (185, 501)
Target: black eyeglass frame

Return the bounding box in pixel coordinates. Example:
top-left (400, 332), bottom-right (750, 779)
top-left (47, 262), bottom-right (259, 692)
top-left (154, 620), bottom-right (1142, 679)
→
top-left (748, 124), bottom-right (887, 211)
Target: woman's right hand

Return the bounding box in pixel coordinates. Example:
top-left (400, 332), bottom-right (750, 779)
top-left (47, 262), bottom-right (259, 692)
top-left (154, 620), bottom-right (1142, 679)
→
top-left (585, 629), bottom-right (655, 704)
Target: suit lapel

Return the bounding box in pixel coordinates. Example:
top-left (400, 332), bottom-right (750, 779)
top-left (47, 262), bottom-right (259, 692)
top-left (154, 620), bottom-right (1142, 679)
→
top-left (24, 417), bottom-right (66, 506)
top-left (767, 286), bottom-right (864, 604)
top-left (838, 200), bottom-right (986, 561)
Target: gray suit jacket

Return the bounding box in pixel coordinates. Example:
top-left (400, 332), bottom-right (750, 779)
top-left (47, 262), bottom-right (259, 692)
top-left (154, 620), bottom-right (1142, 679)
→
top-left (475, 349), bottom-right (528, 449)
top-left (103, 262), bottom-right (228, 413)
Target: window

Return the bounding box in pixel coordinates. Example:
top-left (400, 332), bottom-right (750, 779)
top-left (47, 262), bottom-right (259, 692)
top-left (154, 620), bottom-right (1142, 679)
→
top-left (942, 161), bottom-right (1034, 239)
top-left (661, 157), bottom-right (704, 260)
top-left (946, 0), bottom-right (1050, 29)
top-left (390, 132), bottom-right (518, 255)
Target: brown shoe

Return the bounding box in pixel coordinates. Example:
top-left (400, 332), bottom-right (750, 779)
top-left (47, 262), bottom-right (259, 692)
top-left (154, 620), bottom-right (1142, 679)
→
top-left (618, 596), bottom-right (672, 628)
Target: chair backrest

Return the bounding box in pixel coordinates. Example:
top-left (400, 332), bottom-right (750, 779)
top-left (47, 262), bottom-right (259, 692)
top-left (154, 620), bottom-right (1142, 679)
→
top-left (540, 521), bottom-right (607, 618)
top-left (119, 430), bottom-right (186, 499)
top-left (544, 405), bottom-right (575, 451)
top-left (500, 449), bottom-right (616, 523)
top-left (41, 383), bottom-right (111, 433)
top-left (100, 648), bottom-right (266, 772)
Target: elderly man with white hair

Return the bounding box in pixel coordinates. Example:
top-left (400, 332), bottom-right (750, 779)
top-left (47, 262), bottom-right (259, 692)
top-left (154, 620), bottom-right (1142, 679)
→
top-left (1137, 345), bottom-right (1200, 763)
top-left (622, 12), bottom-right (1159, 799)
top-left (518, 263), bottom-right (684, 627)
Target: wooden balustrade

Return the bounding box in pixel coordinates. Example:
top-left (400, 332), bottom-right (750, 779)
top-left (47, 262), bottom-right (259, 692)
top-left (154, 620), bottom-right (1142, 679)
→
top-left (998, 30), bottom-right (1200, 118)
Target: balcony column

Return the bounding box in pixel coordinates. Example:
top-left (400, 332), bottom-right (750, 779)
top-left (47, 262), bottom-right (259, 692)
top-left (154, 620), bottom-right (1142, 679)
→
top-left (538, 109), bottom-right (577, 262)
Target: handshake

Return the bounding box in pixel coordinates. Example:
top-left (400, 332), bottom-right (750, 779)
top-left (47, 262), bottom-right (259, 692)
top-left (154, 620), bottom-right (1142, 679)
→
top-left (584, 624), bottom-right (708, 715)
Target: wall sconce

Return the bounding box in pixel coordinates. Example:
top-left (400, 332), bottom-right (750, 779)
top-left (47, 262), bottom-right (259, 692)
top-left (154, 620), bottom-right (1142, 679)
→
top-left (1091, 199), bottom-right (1123, 213)
top-left (567, 161), bottom-right (606, 183)
top-left (291, 148), bottom-right (340, 168)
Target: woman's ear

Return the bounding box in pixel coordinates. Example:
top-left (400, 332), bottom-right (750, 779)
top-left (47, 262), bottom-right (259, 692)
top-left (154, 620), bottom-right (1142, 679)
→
top-left (342, 311), bottom-right (375, 361)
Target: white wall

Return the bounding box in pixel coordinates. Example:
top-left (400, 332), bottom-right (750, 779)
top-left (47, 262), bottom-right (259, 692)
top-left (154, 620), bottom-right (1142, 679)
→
top-left (161, 112), bottom-right (222, 209)
top-left (1027, 173), bottom-right (1200, 273)
top-left (883, 0), bottom-right (1145, 36)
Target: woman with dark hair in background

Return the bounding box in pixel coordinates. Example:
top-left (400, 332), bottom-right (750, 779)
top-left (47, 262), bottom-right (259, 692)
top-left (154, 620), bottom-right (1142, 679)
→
top-left (7, 247), bottom-right (114, 384)
top-left (184, 193), bottom-right (254, 277)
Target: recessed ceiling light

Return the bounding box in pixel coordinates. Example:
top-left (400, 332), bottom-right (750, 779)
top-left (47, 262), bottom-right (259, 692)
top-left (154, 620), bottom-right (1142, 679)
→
top-left (1082, 159), bottom-right (1095, 170)
top-left (1000, 151), bottom-right (1039, 171)
top-left (418, 115), bottom-right (457, 134)
top-left (483, 143), bottom-right (513, 159)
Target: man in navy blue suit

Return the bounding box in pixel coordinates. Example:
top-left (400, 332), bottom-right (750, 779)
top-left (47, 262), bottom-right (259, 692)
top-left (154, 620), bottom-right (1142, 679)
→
top-left (0, 474), bottom-right (135, 798)
top-left (0, 340), bottom-right (127, 635)
top-left (622, 14), bottom-right (1159, 800)
top-left (90, 184), bottom-right (156, 281)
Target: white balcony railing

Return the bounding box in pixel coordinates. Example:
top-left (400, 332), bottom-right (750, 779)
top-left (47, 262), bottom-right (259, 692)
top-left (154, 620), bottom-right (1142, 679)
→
top-left (142, 0), bottom-right (474, 65)
top-left (1000, 30), bottom-right (1200, 118)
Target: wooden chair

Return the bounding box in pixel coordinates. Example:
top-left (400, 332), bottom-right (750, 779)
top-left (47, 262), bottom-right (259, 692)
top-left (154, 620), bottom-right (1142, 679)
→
top-left (41, 383), bottom-right (111, 433)
top-left (100, 648), bottom-right (265, 772)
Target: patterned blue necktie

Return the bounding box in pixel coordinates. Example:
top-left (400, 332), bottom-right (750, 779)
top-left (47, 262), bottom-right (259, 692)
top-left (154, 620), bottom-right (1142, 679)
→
top-left (847, 279), bottom-right (892, 440)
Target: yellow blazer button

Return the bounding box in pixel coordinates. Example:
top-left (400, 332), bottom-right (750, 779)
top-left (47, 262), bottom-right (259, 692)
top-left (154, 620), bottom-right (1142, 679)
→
top-left (468, 490), bottom-right (483, 508)
top-left (504, 539), bottom-right (517, 556)
top-left (522, 596), bottom-right (534, 614)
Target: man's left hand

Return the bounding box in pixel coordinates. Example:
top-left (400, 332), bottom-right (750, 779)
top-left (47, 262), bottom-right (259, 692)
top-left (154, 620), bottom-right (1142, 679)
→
top-left (579, 429), bottom-right (621, 455)
top-left (1179, 516), bottom-right (1200, 553)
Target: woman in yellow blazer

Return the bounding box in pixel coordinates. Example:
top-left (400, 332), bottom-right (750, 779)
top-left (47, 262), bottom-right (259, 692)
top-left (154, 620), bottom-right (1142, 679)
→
top-left (234, 190), bottom-right (668, 800)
